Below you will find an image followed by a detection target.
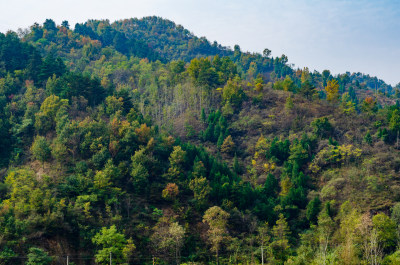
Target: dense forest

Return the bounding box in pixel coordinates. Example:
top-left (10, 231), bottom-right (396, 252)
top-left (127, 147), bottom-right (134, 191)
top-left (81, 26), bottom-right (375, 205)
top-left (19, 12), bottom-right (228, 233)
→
top-left (1, 16), bottom-right (400, 264)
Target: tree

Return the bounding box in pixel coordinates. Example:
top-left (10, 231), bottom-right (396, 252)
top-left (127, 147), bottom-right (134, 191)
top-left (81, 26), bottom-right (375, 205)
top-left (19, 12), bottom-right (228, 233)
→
top-left (221, 135), bottom-right (235, 154)
top-left (221, 77), bottom-right (244, 108)
top-left (340, 92), bottom-right (356, 115)
top-left (271, 213), bottom-right (291, 263)
top-left (105, 96), bottom-right (124, 115)
top-left (282, 76), bottom-right (295, 92)
top-left (311, 117), bottom-right (332, 139)
top-left (61, 20), bottom-right (70, 29)
top-left (389, 109), bottom-right (400, 148)
top-left (169, 222), bottom-right (185, 264)
top-left (285, 96), bottom-right (294, 113)
top-left (34, 95), bottom-right (68, 134)
top-left (162, 183), bottom-right (179, 201)
top-left (167, 146), bottom-right (186, 181)
top-left (26, 247), bottom-right (52, 265)
top-left (322, 70), bottom-right (331, 87)
top-left (169, 146), bottom-right (186, 168)
top-left (92, 225), bottom-right (135, 265)
top-left (361, 97), bottom-right (377, 113)
top-left (364, 131), bottom-right (372, 146)
top-left (263, 48), bottom-right (271, 58)
top-left (306, 196), bottom-right (321, 224)
top-left (301, 67), bottom-right (311, 84)
top-left (31, 136), bottom-right (51, 167)
top-left (372, 213), bottom-right (398, 252)
top-left (391, 202), bottom-right (400, 226)
top-left (203, 206), bottom-right (230, 265)
top-left (187, 57), bottom-right (218, 88)
top-left (317, 210), bottom-right (335, 265)
top-left (258, 222), bottom-right (272, 264)
top-left (151, 219), bottom-right (185, 264)
top-left (189, 176), bottom-right (211, 206)
top-left (131, 148), bottom-right (149, 193)
top-left (299, 80), bottom-right (317, 100)
top-left (325, 79), bottom-right (339, 102)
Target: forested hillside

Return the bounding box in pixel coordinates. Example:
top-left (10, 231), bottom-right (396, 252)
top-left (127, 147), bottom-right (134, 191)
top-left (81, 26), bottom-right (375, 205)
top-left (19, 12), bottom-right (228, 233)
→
top-left (1, 17), bottom-right (400, 264)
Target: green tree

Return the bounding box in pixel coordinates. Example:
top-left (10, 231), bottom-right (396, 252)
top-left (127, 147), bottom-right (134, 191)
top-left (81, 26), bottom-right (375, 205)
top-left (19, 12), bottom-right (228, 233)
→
top-left (105, 96), bottom-right (124, 115)
top-left (92, 225), bottom-right (135, 265)
top-left (372, 213), bottom-right (398, 252)
top-left (151, 219), bottom-right (185, 264)
top-left (299, 80), bottom-right (317, 100)
top-left (311, 117), bottom-right (332, 139)
top-left (167, 146), bottom-right (186, 180)
top-left (221, 77), bottom-right (244, 108)
top-left (187, 57), bottom-right (218, 88)
top-left (26, 247), bottom-right (52, 265)
top-left (389, 109), bottom-right (400, 148)
top-left (306, 196), bottom-right (321, 224)
top-left (34, 95), bottom-right (68, 134)
top-left (203, 206), bottom-right (230, 265)
top-left (317, 210), bottom-right (335, 265)
top-left (364, 131), bottom-right (372, 146)
top-left (282, 76), bottom-right (295, 92)
top-left (271, 213), bottom-right (291, 263)
top-left (340, 92), bottom-right (356, 115)
top-left (285, 96), bottom-right (294, 113)
top-left (189, 176), bottom-right (211, 206)
top-left (131, 148), bottom-right (149, 193)
top-left (258, 222), bottom-right (272, 264)
top-left (31, 136), bottom-right (51, 167)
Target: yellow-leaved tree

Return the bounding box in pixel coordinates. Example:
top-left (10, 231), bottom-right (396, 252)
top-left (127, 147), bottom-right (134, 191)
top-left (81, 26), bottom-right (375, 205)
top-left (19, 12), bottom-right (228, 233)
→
top-left (325, 79), bottom-right (339, 102)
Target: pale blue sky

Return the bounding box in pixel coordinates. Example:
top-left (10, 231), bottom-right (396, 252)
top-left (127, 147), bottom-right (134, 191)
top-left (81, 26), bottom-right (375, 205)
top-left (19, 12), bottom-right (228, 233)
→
top-left (0, 0), bottom-right (399, 85)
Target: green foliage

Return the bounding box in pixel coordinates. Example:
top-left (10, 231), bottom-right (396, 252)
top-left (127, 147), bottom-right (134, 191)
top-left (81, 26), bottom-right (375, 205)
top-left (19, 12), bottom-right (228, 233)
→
top-left (373, 213), bottom-right (398, 252)
top-left (105, 96), bottom-right (124, 115)
top-left (26, 247), bottom-right (52, 265)
top-left (306, 196), bottom-right (321, 224)
top-left (92, 225), bottom-right (134, 265)
top-left (31, 136), bottom-right (51, 165)
top-left (188, 57), bottom-right (218, 88)
top-left (203, 206), bottom-right (230, 262)
top-left (340, 92), bottom-right (356, 114)
top-left (285, 96), bottom-right (294, 112)
top-left (221, 76), bottom-right (244, 108)
top-left (311, 117), bottom-right (332, 139)
top-left (299, 80), bottom-right (317, 100)
top-left (271, 213), bottom-right (291, 263)
top-left (364, 130), bottom-right (372, 145)
top-left (189, 176), bottom-right (211, 206)
top-left (0, 16), bottom-right (398, 264)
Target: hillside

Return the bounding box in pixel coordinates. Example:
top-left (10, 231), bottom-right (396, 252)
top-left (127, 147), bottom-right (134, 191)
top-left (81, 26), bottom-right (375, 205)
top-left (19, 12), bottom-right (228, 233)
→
top-left (0, 17), bottom-right (400, 265)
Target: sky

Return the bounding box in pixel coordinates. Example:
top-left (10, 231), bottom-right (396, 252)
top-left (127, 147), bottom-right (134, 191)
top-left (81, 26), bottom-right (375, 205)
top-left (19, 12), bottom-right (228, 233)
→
top-left (0, 0), bottom-right (399, 85)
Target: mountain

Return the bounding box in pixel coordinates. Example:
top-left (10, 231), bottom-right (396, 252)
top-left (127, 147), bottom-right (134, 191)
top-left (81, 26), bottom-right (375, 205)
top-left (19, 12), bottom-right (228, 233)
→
top-left (0, 17), bottom-right (399, 264)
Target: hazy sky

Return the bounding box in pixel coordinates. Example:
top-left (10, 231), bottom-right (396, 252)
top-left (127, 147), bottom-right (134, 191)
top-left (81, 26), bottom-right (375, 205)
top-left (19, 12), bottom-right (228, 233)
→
top-left (1, 0), bottom-right (399, 85)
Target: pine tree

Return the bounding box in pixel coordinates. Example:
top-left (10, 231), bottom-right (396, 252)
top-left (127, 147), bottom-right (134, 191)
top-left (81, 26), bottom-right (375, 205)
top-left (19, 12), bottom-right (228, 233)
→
top-left (217, 133), bottom-right (224, 148)
top-left (364, 131), bottom-right (372, 146)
